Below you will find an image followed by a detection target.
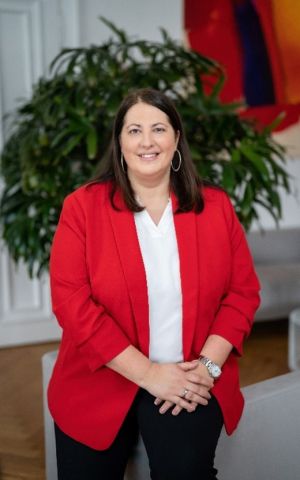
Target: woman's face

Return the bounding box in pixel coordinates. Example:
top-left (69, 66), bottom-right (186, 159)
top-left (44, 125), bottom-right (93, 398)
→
top-left (119, 102), bottom-right (179, 184)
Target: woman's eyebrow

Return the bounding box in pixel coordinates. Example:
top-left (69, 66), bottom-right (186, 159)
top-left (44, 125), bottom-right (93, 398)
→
top-left (126, 122), bottom-right (167, 128)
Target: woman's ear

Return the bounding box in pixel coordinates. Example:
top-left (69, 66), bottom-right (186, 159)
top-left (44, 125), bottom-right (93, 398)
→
top-left (176, 130), bottom-right (180, 148)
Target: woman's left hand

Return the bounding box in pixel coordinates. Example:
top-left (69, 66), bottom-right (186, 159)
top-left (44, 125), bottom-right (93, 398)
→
top-left (154, 360), bottom-right (213, 415)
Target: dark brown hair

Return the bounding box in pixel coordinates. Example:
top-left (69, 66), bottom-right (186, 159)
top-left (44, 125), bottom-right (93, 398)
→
top-left (93, 88), bottom-right (204, 213)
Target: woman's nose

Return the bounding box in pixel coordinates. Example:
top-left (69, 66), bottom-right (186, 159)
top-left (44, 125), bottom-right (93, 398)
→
top-left (140, 131), bottom-right (154, 148)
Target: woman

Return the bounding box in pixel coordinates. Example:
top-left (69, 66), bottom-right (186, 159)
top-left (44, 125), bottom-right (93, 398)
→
top-left (49, 88), bottom-right (260, 479)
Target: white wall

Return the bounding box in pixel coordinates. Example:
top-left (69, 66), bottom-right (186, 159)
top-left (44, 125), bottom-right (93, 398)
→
top-left (78, 0), bottom-right (183, 45)
top-left (270, 125), bottom-right (300, 230)
top-left (253, 122), bottom-right (300, 231)
top-left (252, 155), bottom-right (300, 231)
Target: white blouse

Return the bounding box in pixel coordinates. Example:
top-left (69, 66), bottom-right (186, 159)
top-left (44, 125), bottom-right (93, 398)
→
top-left (134, 200), bottom-right (183, 363)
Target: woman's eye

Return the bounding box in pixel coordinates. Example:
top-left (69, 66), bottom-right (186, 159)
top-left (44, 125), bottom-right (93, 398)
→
top-left (154, 127), bottom-right (165, 133)
top-left (128, 128), bottom-right (140, 135)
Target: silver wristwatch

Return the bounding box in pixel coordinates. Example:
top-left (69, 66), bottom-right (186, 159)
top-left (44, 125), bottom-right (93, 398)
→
top-left (199, 355), bottom-right (222, 379)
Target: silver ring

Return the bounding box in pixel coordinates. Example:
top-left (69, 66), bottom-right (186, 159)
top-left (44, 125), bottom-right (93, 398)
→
top-left (181, 388), bottom-right (189, 398)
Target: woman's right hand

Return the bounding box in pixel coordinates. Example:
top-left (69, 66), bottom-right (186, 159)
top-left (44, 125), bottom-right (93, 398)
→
top-left (140, 362), bottom-right (213, 413)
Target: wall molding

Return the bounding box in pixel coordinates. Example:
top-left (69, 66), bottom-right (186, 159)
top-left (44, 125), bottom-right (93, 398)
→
top-left (0, 0), bottom-right (81, 346)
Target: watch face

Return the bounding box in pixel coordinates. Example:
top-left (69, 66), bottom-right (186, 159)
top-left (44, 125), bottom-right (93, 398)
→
top-left (210, 364), bottom-right (221, 378)
top-left (199, 356), bottom-right (222, 378)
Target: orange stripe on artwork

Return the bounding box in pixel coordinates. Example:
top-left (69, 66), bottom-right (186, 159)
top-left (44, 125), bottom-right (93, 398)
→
top-left (272, 0), bottom-right (300, 104)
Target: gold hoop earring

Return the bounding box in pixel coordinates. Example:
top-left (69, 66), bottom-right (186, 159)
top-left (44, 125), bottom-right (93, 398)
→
top-left (171, 149), bottom-right (182, 172)
top-left (121, 153), bottom-right (126, 173)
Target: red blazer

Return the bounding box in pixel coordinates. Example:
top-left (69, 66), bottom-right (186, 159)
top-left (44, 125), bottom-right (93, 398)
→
top-left (48, 182), bottom-right (260, 450)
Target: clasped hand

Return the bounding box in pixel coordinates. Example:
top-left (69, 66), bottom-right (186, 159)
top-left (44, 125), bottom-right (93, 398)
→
top-left (142, 360), bottom-right (214, 416)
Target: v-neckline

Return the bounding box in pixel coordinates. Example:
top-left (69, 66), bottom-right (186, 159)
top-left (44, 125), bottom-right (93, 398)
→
top-left (139, 199), bottom-right (172, 236)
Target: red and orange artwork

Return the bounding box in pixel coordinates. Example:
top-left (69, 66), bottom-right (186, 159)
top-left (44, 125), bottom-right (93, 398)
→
top-left (184, 0), bottom-right (300, 131)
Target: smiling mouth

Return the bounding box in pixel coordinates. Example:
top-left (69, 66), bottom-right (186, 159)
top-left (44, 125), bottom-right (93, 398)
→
top-left (138, 153), bottom-right (159, 159)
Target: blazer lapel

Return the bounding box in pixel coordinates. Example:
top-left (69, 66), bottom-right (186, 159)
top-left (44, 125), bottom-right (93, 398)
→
top-left (106, 188), bottom-right (150, 356)
top-left (171, 192), bottom-right (199, 360)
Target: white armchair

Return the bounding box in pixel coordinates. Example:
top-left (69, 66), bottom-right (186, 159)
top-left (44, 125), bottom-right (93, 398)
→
top-left (247, 229), bottom-right (300, 321)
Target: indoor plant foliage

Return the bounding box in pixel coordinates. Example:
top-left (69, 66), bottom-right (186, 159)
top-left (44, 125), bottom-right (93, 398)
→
top-left (0, 19), bottom-right (290, 277)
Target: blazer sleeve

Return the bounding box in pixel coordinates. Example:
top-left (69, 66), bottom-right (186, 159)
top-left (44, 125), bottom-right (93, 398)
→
top-left (49, 192), bottom-right (131, 372)
top-left (208, 192), bottom-right (261, 356)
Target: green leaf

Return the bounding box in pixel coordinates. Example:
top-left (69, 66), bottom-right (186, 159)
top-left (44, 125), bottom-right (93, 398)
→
top-left (62, 134), bottom-right (83, 156)
top-left (209, 73), bottom-right (225, 101)
top-left (240, 143), bottom-right (269, 177)
top-left (86, 128), bottom-right (98, 160)
top-left (222, 164), bottom-right (236, 191)
top-left (99, 16), bottom-right (128, 43)
top-left (51, 128), bottom-right (73, 148)
top-left (231, 149), bottom-right (240, 163)
top-left (262, 111), bottom-right (286, 135)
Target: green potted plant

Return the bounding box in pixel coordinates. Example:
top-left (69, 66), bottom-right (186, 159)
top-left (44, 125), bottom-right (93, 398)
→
top-left (0, 18), bottom-right (290, 277)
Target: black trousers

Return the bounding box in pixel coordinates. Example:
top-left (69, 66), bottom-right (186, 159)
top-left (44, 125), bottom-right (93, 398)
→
top-left (54, 389), bottom-right (223, 480)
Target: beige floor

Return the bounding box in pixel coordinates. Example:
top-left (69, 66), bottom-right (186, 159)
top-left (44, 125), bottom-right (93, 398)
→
top-left (0, 319), bottom-right (290, 480)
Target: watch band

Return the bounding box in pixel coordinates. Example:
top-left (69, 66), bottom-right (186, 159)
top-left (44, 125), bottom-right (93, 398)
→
top-left (198, 355), bottom-right (222, 379)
